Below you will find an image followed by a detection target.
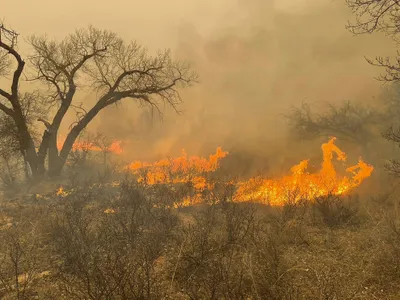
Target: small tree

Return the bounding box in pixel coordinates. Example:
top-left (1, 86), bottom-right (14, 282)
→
top-left (91, 132), bottom-right (121, 180)
top-left (286, 101), bottom-right (383, 148)
top-left (345, 1), bottom-right (400, 173)
top-left (0, 24), bottom-right (197, 178)
top-left (345, 0), bottom-right (400, 37)
top-left (345, 1), bottom-right (400, 85)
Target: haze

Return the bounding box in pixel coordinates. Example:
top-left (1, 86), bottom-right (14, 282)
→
top-left (2, 0), bottom-right (395, 161)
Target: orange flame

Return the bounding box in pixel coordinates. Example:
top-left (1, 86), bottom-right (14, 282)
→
top-left (234, 138), bottom-right (373, 205)
top-left (126, 138), bottom-right (373, 206)
top-left (127, 147), bottom-right (228, 187)
top-left (56, 186), bottom-right (68, 197)
top-left (57, 137), bottom-right (122, 154)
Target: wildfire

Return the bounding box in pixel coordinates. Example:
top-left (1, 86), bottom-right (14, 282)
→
top-left (57, 137), bottom-right (122, 154)
top-left (233, 138), bottom-right (373, 205)
top-left (127, 147), bottom-right (228, 187)
top-left (56, 186), bottom-right (68, 197)
top-left (52, 137), bottom-right (373, 207)
top-left (126, 137), bottom-right (374, 206)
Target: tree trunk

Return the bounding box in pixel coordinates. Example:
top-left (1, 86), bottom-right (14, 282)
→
top-left (47, 132), bottom-right (60, 177)
top-left (34, 129), bottom-right (52, 177)
top-left (47, 128), bottom-right (80, 177)
top-left (23, 143), bottom-right (43, 178)
top-left (16, 120), bottom-right (41, 178)
top-left (47, 157), bottom-right (63, 177)
top-left (46, 96), bottom-right (117, 177)
top-left (10, 94), bottom-right (46, 179)
top-left (47, 136), bottom-right (63, 177)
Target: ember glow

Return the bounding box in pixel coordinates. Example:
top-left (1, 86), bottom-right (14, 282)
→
top-left (126, 137), bottom-right (374, 206)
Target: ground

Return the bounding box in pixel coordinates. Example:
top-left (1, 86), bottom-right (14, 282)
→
top-left (0, 176), bottom-right (399, 299)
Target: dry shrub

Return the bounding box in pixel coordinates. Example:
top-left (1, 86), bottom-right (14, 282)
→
top-left (0, 178), bottom-right (399, 299)
top-left (167, 200), bottom-right (300, 299)
top-left (45, 182), bottom-right (180, 299)
top-left (369, 199), bottom-right (400, 297)
top-left (0, 220), bottom-right (43, 299)
top-left (312, 194), bottom-right (361, 228)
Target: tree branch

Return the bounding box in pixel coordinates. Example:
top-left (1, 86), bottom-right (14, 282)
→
top-left (0, 40), bottom-right (25, 100)
top-left (0, 89), bottom-right (11, 100)
top-left (346, 0), bottom-right (400, 36)
top-left (70, 47), bottom-right (107, 77)
top-left (109, 66), bottom-right (163, 93)
top-left (0, 102), bottom-right (14, 117)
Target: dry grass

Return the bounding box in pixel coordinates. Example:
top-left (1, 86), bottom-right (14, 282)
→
top-left (0, 178), bottom-right (399, 299)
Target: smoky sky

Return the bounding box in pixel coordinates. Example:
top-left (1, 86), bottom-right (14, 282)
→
top-left (2, 0), bottom-right (396, 161)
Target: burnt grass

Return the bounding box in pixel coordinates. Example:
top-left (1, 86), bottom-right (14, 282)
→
top-left (0, 179), bottom-right (399, 300)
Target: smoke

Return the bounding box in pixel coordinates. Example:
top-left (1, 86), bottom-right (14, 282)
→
top-left (92, 0), bottom-right (394, 164)
top-left (2, 0), bottom-right (396, 166)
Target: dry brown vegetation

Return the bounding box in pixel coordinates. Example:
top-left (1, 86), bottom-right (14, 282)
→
top-left (2, 1), bottom-right (400, 299)
top-left (0, 176), bottom-right (399, 299)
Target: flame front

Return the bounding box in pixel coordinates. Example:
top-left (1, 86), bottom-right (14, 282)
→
top-left (53, 138), bottom-right (373, 207)
top-left (127, 147), bottom-right (228, 186)
top-left (126, 138), bottom-right (374, 206)
top-left (233, 137), bottom-right (374, 205)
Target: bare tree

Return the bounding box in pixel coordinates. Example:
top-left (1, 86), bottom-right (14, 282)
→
top-left (0, 24), bottom-right (197, 178)
top-left (91, 132), bottom-right (121, 180)
top-left (345, 1), bottom-right (400, 81)
top-left (380, 82), bottom-right (400, 122)
top-left (0, 25), bottom-right (41, 178)
top-left (346, 0), bottom-right (400, 37)
top-left (286, 101), bottom-right (383, 148)
top-left (0, 47), bottom-right (11, 76)
top-left (379, 83), bottom-right (400, 169)
top-left (345, 1), bottom-right (400, 173)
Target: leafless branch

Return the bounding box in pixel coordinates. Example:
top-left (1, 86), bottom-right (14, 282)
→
top-left (37, 117), bottom-right (51, 130)
top-left (364, 52), bottom-right (400, 82)
top-left (0, 24), bottom-right (25, 102)
top-left (0, 24), bottom-right (18, 48)
top-left (0, 24), bottom-right (197, 176)
top-left (286, 101), bottom-right (383, 146)
top-left (345, 0), bottom-right (400, 37)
